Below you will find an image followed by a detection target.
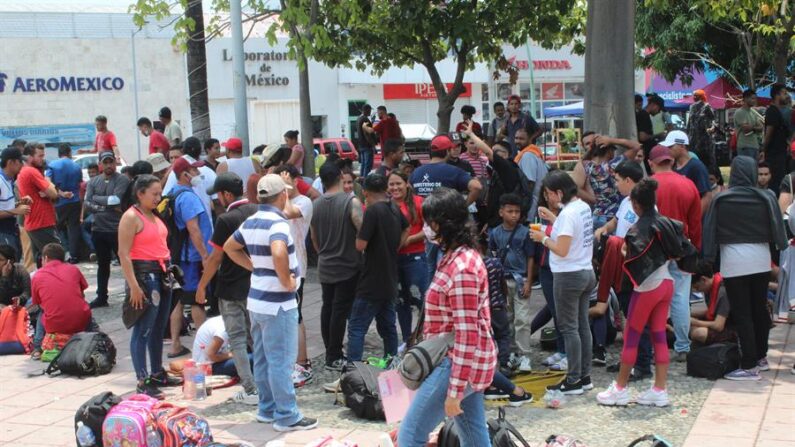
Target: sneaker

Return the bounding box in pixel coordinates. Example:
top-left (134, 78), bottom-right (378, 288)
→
top-left (233, 389), bottom-right (259, 406)
top-left (518, 355), bottom-right (532, 372)
top-left (292, 364), bottom-right (313, 388)
top-left (531, 281), bottom-right (542, 290)
top-left (542, 352), bottom-right (563, 367)
top-left (592, 346), bottom-right (606, 366)
top-left (89, 253), bottom-right (97, 262)
top-left (325, 359), bottom-right (345, 372)
top-left (111, 258), bottom-right (121, 267)
top-left (255, 413), bottom-right (274, 423)
top-left (636, 387), bottom-right (670, 407)
top-left (136, 379), bottom-right (165, 400)
top-left (149, 370), bottom-right (183, 387)
top-left (323, 378), bottom-right (341, 393)
top-left (550, 357), bottom-right (568, 371)
top-left (596, 381), bottom-right (630, 406)
top-left (580, 375), bottom-right (594, 391)
top-left (757, 358), bottom-right (770, 372)
top-left (547, 378), bottom-right (583, 395)
top-left (499, 365), bottom-right (516, 379)
top-left (484, 388), bottom-right (509, 400)
top-left (507, 353), bottom-right (521, 371)
top-left (674, 351), bottom-right (688, 363)
top-left (89, 297), bottom-right (109, 309)
top-left (273, 416), bottom-right (319, 432)
top-left (508, 391), bottom-right (533, 407)
top-left (628, 369), bottom-right (653, 382)
top-left (606, 362), bottom-right (620, 373)
top-left (724, 368), bottom-right (761, 381)
top-left (791, 364), bottom-right (794, 375)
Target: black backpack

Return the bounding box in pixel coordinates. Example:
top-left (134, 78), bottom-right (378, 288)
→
top-left (156, 189), bottom-right (190, 263)
top-left (74, 391), bottom-right (122, 447)
top-left (493, 165), bottom-right (534, 218)
top-left (686, 342), bottom-right (740, 380)
top-left (339, 362), bottom-right (385, 420)
top-left (438, 407), bottom-right (529, 447)
top-left (46, 332), bottom-right (116, 377)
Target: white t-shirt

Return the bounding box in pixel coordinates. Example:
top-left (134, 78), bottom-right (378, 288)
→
top-left (0, 172), bottom-right (15, 213)
top-left (615, 196), bottom-right (638, 238)
top-left (550, 199), bottom-right (594, 273)
top-left (192, 316), bottom-right (230, 364)
top-left (288, 195), bottom-right (313, 279)
top-left (163, 154), bottom-right (218, 221)
top-left (720, 243), bottom-right (771, 278)
top-left (164, 122), bottom-right (183, 146)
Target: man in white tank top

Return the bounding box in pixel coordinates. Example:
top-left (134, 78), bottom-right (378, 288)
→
top-left (217, 137), bottom-right (260, 194)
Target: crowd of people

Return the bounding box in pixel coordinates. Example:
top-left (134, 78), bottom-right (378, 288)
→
top-left (2, 86), bottom-right (794, 443)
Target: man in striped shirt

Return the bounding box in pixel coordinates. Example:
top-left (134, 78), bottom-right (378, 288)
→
top-left (224, 174), bottom-right (318, 432)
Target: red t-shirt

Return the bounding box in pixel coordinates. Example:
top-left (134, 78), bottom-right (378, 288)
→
top-left (94, 131), bottom-right (117, 152)
top-left (32, 260), bottom-right (90, 334)
top-left (397, 195), bottom-right (425, 255)
top-left (148, 130), bottom-right (170, 155)
top-left (654, 171), bottom-right (702, 249)
top-left (17, 166), bottom-right (56, 231)
top-left (373, 117), bottom-right (402, 144)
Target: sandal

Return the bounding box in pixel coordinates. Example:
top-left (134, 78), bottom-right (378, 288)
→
top-left (166, 346), bottom-right (191, 358)
top-left (30, 349), bottom-right (42, 360)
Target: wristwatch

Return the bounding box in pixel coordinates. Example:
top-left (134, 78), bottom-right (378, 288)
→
top-left (541, 236), bottom-right (549, 247)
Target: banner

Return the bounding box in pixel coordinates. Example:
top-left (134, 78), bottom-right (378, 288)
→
top-left (0, 124), bottom-right (95, 151)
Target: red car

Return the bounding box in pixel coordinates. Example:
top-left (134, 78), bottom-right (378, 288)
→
top-left (313, 138), bottom-right (359, 161)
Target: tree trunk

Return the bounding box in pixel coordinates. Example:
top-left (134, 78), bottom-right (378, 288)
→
top-left (584, 0), bottom-right (636, 140)
top-left (426, 51), bottom-right (467, 134)
top-left (436, 93), bottom-right (456, 134)
top-left (298, 57), bottom-right (315, 177)
top-left (773, 10), bottom-right (795, 82)
top-left (185, 0), bottom-right (211, 141)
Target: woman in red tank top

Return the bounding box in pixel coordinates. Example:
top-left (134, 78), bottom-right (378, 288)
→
top-left (118, 174), bottom-right (177, 399)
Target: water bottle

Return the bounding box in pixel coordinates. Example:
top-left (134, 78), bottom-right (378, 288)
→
top-left (76, 421), bottom-right (96, 447)
top-left (145, 424), bottom-right (162, 447)
top-left (193, 371), bottom-right (207, 401)
top-left (183, 360), bottom-right (196, 400)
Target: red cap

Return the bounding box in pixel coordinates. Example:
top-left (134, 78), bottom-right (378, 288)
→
top-left (172, 157), bottom-right (204, 176)
top-left (430, 135), bottom-right (457, 152)
top-left (649, 145), bottom-right (673, 164)
top-left (222, 137), bottom-right (243, 152)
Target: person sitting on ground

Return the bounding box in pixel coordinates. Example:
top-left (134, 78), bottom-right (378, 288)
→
top-left (30, 243), bottom-right (93, 360)
top-left (690, 261), bottom-right (736, 345)
top-left (169, 315), bottom-right (252, 378)
top-left (0, 244), bottom-right (30, 310)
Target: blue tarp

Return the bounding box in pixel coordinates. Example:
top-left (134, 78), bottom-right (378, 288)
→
top-left (544, 101), bottom-right (584, 117)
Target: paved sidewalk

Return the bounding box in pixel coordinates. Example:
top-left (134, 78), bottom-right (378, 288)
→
top-left (1, 263), bottom-right (793, 446)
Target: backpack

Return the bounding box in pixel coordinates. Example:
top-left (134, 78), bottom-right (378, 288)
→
top-left (0, 305), bottom-right (31, 355)
top-left (102, 394), bottom-right (159, 447)
top-left (74, 391), bottom-right (122, 447)
top-left (488, 407), bottom-right (531, 447)
top-left (544, 435), bottom-right (590, 447)
top-left (627, 435), bottom-right (674, 447)
top-left (152, 402), bottom-right (213, 447)
top-left (339, 362), bottom-right (385, 420)
top-left (493, 165), bottom-right (534, 219)
top-left (686, 342), bottom-right (740, 380)
top-left (436, 417), bottom-right (461, 447)
top-left (156, 189), bottom-right (190, 264)
top-left (540, 327), bottom-right (557, 351)
top-left (46, 331), bottom-right (116, 377)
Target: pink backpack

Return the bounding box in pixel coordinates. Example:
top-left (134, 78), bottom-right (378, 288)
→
top-left (102, 394), bottom-right (159, 447)
top-left (152, 402), bottom-right (213, 447)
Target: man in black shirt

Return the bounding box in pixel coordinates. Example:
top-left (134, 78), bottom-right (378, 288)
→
top-left (374, 138), bottom-right (404, 178)
top-left (196, 172), bottom-right (259, 405)
top-left (346, 174), bottom-right (408, 363)
top-left (765, 83), bottom-right (793, 195)
top-left (356, 104), bottom-right (377, 177)
top-left (635, 94), bottom-right (655, 154)
top-left (447, 139), bottom-right (476, 177)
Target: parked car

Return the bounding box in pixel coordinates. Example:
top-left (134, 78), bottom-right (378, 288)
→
top-left (373, 123), bottom-right (436, 169)
top-left (73, 153), bottom-right (127, 182)
top-left (313, 138), bottom-right (359, 162)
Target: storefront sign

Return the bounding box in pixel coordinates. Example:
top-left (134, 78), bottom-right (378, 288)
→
top-left (506, 58), bottom-right (573, 71)
top-left (383, 83), bottom-right (472, 100)
top-left (542, 83), bottom-right (564, 100)
top-left (0, 123), bottom-right (95, 150)
top-left (220, 49), bottom-right (293, 88)
top-left (0, 72), bottom-right (124, 93)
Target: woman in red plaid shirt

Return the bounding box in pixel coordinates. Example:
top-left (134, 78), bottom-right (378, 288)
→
top-left (398, 188), bottom-right (496, 447)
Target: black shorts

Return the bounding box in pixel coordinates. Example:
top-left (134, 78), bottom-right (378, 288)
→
top-left (297, 278), bottom-right (305, 323)
top-left (176, 289), bottom-right (197, 306)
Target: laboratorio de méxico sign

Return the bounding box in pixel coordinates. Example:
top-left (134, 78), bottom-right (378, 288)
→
top-left (221, 49), bottom-right (293, 87)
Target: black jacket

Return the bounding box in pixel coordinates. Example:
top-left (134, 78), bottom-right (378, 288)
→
top-left (624, 210), bottom-right (696, 287)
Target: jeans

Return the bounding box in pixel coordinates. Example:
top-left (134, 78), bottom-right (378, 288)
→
top-left (56, 202), bottom-right (81, 260)
top-left (396, 253), bottom-right (429, 342)
top-left (250, 307), bottom-right (302, 427)
top-left (724, 272), bottom-right (771, 369)
top-left (540, 267), bottom-right (564, 354)
top-left (425, 243), bottom-right (442, 279)
top-left (81, 215), bottom-right (95, 253)
top-left (491, 306), bottom-right (511, 366)
top-left (553, 269), bottom-right (596, 382)
top-left (398, 358), bottom-right (490, 447)
top-left (0, 230), bottom-right (21, 261)
top-left (34, 313), bottom-right (97, 350)
top-left (211, 353), bottom-right (254, 377)
top-left (359, 147), bottom-right (374, 177)
top-left (130, 272), bottom-right (172, 379)
top-left (92, 231), bottom-right (118, 301)
top-left (320, 274), bottom-right (358, 364)
top-left (346, 297), bottom-right (398, 362)
top-left (591, 309), bottom-right (607, 347)
top-left (219, 299), bottom-right (256, 394)
top-left (491, 369), bottom-right (514, 395)
top-left (668, 262), bottom-right (691, 353)
top-left (506, 276), bottom-right (532, 356)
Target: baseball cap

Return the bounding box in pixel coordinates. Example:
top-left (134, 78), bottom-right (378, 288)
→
top-left (172, 157), bottom-right (204, 177)
top-left (0, 147), bottom-right (22, 165)
top-left (207, 172), bottom-right (244, 196)
top-left (146, 153), bottom-right (171, 172)
top-left (99, 151), bottom-right (115, 162)
top-left (257, 174), bottom-right (292, 200)
top-left (649, 145), bottom-right (674, 164)
top-left (430, 135), bottom-right (457, 152)
top-left (222, 137), bottom-right (243, 152)
top-left (660, 130), bottom-right (689, 147)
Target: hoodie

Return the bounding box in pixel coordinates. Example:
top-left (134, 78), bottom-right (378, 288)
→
top-left (702, 155), bottom-right (788, 263)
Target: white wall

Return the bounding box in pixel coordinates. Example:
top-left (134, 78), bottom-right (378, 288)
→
top-left (0, 37), bottom-right (188, 162)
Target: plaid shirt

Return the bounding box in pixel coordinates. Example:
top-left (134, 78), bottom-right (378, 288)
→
top-left (424, 246), bottom-right (496, 399)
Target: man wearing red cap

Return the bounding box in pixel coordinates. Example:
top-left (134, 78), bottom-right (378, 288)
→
top-left (217, 137), bottom-right (259, 194)
top-left (686, 89), bottom-right (716, 170)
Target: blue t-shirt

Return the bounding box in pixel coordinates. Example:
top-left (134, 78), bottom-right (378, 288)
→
top-left (47, 158), bottom-right (82, 207)
top-left (410, 162), bottom-right (470, 197)
top-left (674, 157), bottom-right (710, 196)
top-left (488, 224), bottom-right (535, 276)
top-left (173, 185), bottom-right (213, 262)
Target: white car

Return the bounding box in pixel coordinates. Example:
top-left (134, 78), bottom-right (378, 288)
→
top-left (73, 153), bottom-right (128, 182)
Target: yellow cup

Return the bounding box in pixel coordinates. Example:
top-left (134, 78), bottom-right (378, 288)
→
top-left (530, 223), bottom-right (542, 232)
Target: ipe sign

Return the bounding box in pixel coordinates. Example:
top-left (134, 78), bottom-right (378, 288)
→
top-left (383, 83), bottom-right (472, 100)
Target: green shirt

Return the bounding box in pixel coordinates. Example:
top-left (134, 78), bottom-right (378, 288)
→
top-left (733, 107), bottom-right (762, 150)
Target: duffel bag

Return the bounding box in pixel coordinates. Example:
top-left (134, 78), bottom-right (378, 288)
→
top-left (339, 362), bottom-right (385, 421)
top-left (46, 331), bottom-right (116, 377)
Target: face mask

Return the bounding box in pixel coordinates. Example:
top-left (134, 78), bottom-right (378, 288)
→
top-left (190, 175), bottom-right (202, 187)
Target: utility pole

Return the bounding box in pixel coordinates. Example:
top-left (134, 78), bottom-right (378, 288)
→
top-left (230, 0), bottom-right (250, 155)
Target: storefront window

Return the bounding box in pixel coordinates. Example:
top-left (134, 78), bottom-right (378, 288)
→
top-left (564, 82), bottom-right (585, 100)
top-left (481, 83), bottom-right (489, 102)
top-left (497, 83), bottom-right (513, 101)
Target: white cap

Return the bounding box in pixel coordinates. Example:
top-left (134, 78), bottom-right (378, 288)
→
top-left (660, 130), bottom-right (689, 147)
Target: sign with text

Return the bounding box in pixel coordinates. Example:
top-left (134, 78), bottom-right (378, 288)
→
top-left (0, 72), bottom-right (124, 94)
top-left (0, 124), bottom-right (95, 151)
top-left (383, 83), bottom-right (472, 100)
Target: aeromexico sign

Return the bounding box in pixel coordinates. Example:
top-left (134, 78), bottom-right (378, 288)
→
top-left (0, 71), bottom-right (124, 93)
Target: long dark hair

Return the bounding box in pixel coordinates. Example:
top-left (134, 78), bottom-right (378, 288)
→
top-left (389, 171), bottom-right (418, 224)
top-left (630, 178), bottom-right (658, 213)
top-left (133, 174), bottom-right (162, 205)
top-left (421, 187), bottom-right (476, 251)
top-left (542, 170), bottom-right (578, 204)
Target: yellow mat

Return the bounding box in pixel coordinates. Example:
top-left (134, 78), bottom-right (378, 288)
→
top-left (485, 370), bottom-right (566, 408)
